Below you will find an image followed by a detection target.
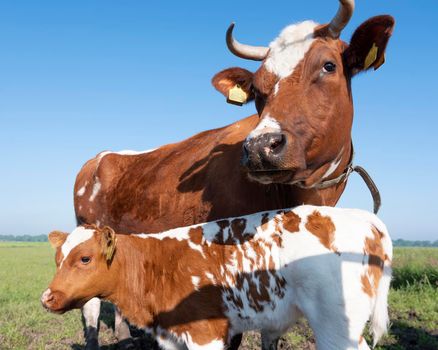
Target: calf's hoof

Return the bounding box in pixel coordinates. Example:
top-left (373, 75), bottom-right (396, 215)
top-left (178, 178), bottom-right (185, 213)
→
top-left (84, 338), bottom-right (99, 350)
top-left (117, 338), bottom-right (137, 350)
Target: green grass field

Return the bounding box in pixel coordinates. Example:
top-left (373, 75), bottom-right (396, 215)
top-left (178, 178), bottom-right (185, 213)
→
top-left (0, 242), bottom-right (437, 350)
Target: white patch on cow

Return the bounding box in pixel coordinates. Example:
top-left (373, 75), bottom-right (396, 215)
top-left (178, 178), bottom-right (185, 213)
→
top-left (82, 297), bottom-right (101, 329)
top-left (95, 148), bottom-right (158, 169)
top-left (114, 148), bottom-right (157, 155)
top-left (60, 226), bottom-right (94, 267)
top-left (191, 276), bottom-right (201, 290)
top-left (98, 148), bottom-right (157, 162)
top-left (273, 82), bottom-right (280, 96)
top-left (76, 183), bottom-right (87, 197)
top-left (265, 21), bottom-right (318, 79)
top-left (321, 148), bottom-right (344, 180)
top-left (247, 115), bottom-right (282, 140)
top-left (89, 177), bottom-right (101, 202)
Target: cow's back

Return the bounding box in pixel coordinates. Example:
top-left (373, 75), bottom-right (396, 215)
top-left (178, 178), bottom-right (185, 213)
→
top-left (74, 115), bottom-right (345, 234)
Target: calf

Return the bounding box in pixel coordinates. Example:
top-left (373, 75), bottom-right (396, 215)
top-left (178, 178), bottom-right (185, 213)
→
top-left (43, 205), bottom-right (392, 350)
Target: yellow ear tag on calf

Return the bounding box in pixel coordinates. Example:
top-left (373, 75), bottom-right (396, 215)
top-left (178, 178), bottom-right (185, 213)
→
top-left (364, 43), bottom-right (379, 70)
top-left (227, 84), bottom-right (247, 106)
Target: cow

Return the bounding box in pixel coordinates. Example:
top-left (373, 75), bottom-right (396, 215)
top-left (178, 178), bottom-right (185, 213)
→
top-left (73, 0), bottom-right (395, 348)
top-left (42, 205), bottom-right (393, 350)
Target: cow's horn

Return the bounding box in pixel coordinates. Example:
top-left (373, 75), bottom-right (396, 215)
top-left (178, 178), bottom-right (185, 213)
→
top-left (226, 23), bottom-right (269, 61)
top-left (327, 0), bottom-right (355, 38)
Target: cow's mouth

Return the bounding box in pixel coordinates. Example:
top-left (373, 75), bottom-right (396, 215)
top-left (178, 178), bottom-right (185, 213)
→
top-left (247, 169), bottom-right (298, 184)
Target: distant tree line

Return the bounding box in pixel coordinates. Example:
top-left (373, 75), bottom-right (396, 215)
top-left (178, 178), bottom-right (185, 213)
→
top-left (393, 239), bottom-right (438, 247)
top-left (0, 235), bottom-right (437, 246)
top-left (0, 234), bottom-right (48, 242)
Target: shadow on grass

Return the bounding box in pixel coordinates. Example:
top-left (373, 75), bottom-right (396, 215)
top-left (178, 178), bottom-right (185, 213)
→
top-left (71, 301), bottom-right (158, 350)
top-left (379, 320), bottom-right (438, 350)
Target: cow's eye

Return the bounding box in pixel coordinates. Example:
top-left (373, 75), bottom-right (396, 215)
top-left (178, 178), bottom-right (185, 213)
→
top-left (323, 62), bottom-right (336, 73)
top-left (81, 256), bottom-right (91, 264)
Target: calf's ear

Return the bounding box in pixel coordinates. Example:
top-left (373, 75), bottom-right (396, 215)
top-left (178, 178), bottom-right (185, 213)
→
top-left (48, 231), bottom-right (68, 249)
top-left (212, 67), bottom-right (254, 106)
top-left (344, 15), bottom-right (395, 75)
top-left (100, 226), bottom-right (117, 264)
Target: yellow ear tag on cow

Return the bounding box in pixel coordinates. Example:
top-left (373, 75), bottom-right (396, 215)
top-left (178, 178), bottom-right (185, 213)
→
top-left (364, 43), bottom-right (379, 70)
top-left (374, 53), bottom-right (385, 70)
top-left (227, 84), bottom-right (247, 106)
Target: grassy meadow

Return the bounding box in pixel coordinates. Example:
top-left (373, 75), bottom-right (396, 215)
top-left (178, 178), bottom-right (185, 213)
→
top-left (0, 242), bottom-right (437, 350)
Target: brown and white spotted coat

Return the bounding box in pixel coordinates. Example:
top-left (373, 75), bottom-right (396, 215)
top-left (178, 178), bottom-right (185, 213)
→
top-left (42, 205), bottom-right (392, 350)
top-left (73, 1), bottom-right (395, 347)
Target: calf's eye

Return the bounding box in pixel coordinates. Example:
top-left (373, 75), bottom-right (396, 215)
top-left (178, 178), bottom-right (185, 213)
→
top-left (323, 62), bottom-right (336, 73)
top-left (81, 256), bottom-right (91, 264)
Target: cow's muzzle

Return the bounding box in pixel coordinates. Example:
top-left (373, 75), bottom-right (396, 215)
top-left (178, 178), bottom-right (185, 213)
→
top-left (241, 132), bottom-right (307, 184)
top-left (242, 132), bottom-right (287, 170)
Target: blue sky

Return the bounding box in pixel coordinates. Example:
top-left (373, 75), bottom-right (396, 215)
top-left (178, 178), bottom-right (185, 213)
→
top-left (0, 1), bottom-right (437, 240)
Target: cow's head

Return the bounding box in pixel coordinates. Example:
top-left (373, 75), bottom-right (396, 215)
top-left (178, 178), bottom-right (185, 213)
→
top-left (212, 0), bottom-right (394, 186)
top-left (41, 226), bottom-right (117, 313)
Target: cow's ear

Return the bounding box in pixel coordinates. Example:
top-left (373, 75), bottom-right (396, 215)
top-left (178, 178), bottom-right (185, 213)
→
top-left (100, 226), bottom-right (117, 264)
top-left (48, 231), bottom-right (68, 249)
top-left (212, 67), bottom-right (254, 106)
top-left (344, 15), bottom-right (395, 75)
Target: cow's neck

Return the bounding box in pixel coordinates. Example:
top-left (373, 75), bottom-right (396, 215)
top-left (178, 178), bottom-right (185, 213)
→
top-left (319, 139), bottom-right (353, 185)
top-left (105, 234), bottom-right (186, 328)
top-left (292, 139), bottom-right (353, 206)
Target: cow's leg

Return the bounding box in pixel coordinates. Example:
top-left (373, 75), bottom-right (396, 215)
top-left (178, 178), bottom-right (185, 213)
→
top-left (261, 331), bottom-right (281, 350)
top-left (81, 297), bottom-right (101, 350)
top-left (114, 306), bottom-right (136, 349)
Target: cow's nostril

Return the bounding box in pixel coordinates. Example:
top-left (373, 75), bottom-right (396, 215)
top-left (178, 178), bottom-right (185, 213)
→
top-left (269, 134), bottom-right (286, 153)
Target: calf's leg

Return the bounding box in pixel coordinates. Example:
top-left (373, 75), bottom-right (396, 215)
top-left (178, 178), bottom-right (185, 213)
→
top-left (261, 331), bottom-right (281, 350)
top-left (81, 297), bottom-right (101, 350)
top-left (114, 306), bottom-right (136, 349)
top-left (359, 336), bottom-right (371, 350)
top-left (228, 333), bottom-right (243, 350)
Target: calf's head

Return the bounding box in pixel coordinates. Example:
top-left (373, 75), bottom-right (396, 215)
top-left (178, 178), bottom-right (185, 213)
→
top-left (212, 0), bottom-right (394, 186)
top-left (41, 226), bottom-right (117, 313)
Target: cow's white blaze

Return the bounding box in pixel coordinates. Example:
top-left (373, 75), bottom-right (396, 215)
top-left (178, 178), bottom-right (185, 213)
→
top-left (60, 226), bottom-right (94, 267)
top-left (265, 21), bottom-right (318, 79)
top-left (246, 115), bottom-right (282, 140)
